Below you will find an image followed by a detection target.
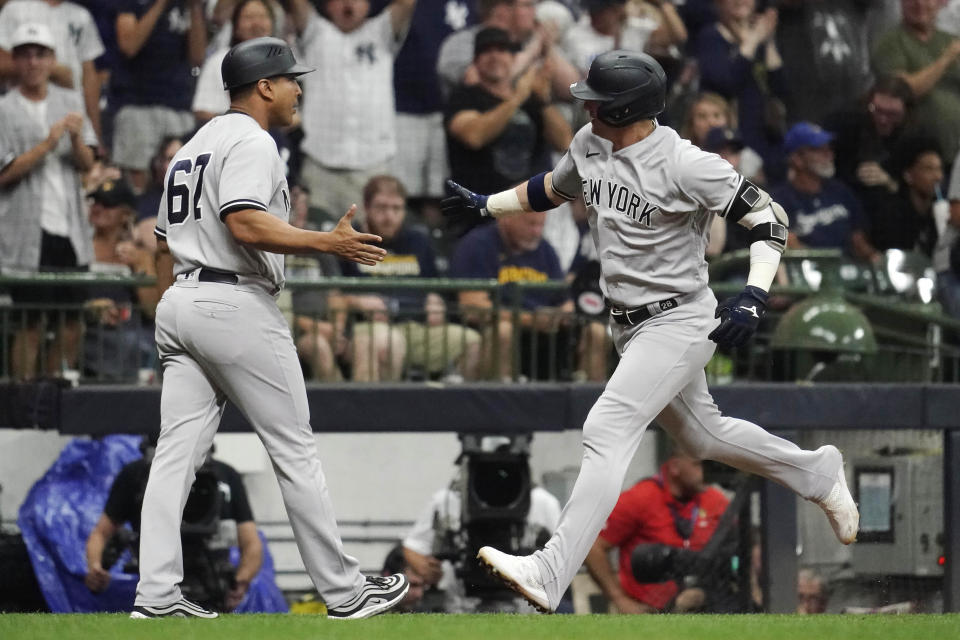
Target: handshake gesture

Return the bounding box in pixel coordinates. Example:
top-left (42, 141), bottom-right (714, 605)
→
top-left (440, 180), bottom-right (490, 223)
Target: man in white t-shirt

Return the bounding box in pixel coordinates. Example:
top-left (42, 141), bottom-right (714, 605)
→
top-left (282, 0), bottom-right (416, 219)
top-left (0, 0), bottom-right (105, 148)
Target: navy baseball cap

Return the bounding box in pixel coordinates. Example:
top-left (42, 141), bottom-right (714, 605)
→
top-left (89, 179), bottom-right (137, 208)
top-left (704, 126), bottom-right (744, 153)
top-left (784, 122), bottom-right (834, 154)
top-left (474, 27), bottom-right (520, 58)
top-left (584, 0), bottom-right (626, 12)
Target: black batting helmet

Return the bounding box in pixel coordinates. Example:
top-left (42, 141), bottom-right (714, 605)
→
top-left (569, 50), bottom-right (666, 127)
top-left (221, 36), bottom-right (313, 91)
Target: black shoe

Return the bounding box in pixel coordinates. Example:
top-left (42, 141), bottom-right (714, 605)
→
top-left (130, 597), bottom-right (219, 618)
top-left (326, 574), bottom-right (409, 620)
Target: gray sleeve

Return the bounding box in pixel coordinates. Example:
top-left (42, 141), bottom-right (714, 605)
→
top-left (949, 153), bottom-right (960, 201)
top-left (218, 133), bottom-right (280, 218)
top-left (436, 30), bottom-right (473, 97)
top-left (675, 145), bottom-right (743, 212)
top-left (550, 151), bottom-right (580, 202)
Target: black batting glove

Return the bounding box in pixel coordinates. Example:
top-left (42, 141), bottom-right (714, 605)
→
top-left (708, 285), bottom-right (768, 348)
top-left (441, 180), bottom-right (490, 222)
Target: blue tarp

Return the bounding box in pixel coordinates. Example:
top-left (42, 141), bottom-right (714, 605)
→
top-left (17, 434), bottom-right (287, 613)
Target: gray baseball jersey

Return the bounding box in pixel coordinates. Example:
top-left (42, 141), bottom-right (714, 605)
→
top-left (137, 110), bottom-right (366, 610)
top-left (551, 122), bottom-right (742, 308)
top-left (523, 122), bottom-right (846, 611)
top-left (155, 112), bottom-right (289, 290)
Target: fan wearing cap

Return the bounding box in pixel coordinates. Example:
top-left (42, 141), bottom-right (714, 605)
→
top-left (436, 0), bottom-right (515, 99)
top-left (0, 22), bottom-right (97, 381)
top-left (769, 122), bottom-right (879, 263)
top-left (84, 178), bottom-right (162, 381)
top-left (445, 26), bottom-right (572, 236)
top-left (0, 0), bottom-right (106, 148)
top-left (88, 178), bottom-right (158, 292)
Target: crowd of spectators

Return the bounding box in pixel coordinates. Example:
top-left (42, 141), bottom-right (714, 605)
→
top-left (3, 0), bottom-right (960, 383)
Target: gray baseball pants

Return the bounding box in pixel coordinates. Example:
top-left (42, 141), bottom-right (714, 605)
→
top-left (531, 289), bottom-right (840, 610)
top-left (135, 276), bottom-right (365, 608)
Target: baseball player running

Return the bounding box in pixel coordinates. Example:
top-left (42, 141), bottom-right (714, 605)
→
top-left (132, 37), bottom-right (408, 619)
top-left (442, 50), bottom-right (859, 614)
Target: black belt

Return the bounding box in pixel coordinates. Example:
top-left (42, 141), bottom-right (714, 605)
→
top-left (610, 297), bottom-right (679, 326)
top-left (197, 268), bottom-right (239, 285)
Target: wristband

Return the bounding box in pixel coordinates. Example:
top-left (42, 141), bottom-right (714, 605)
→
top-left (527, 172), bottom-right (554, 212)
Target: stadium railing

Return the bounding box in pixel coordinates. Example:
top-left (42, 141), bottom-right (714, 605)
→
top-left (2, 248), bottom-right (959, 385)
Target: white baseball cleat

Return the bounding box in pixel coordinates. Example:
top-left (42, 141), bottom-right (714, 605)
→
top-left (477, 546), bottom-right (551, 613)
top-left (814, 446), bottom-right (859, 545)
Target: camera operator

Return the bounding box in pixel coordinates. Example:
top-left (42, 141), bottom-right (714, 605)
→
top-left (84, 439), bottom-right (262, 612)
top-left (401, 435), bottom-right (562, 613)
top-left (380, 544), bottom-right (429, 613)
top-left (584, 448), bottom-right (729, 614)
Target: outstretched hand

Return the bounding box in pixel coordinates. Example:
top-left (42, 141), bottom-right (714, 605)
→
top-left (329, 205), bottom-right (386, 266)
top-left (708, 285), bottom-right (768, 348)
top-left (440, 180), bottom-right (489, 224)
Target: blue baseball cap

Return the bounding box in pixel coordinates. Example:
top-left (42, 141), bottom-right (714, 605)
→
top-left (784, 122), bottom-right (834, 154)
top-left (704, 126), bottom-right (744, 153)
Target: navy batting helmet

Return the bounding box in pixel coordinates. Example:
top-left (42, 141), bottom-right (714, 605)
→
top-left (221, 36), bottom-right (313, 91)
top-left (569, 50), bottom-right (666, 127)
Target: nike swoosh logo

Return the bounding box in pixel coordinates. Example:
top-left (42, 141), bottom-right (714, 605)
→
top-left (586, 151), bottom-right (600, 158)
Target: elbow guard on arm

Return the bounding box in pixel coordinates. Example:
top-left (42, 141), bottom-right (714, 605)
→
top-left (708, 185), bottom-right (788, 349)
top-left (742, 201), bottom-right (787, 292)
top-left (723, 179), bottom-right (788, 293)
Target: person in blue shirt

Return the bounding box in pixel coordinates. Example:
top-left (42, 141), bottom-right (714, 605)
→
top-left (450, 211), bottom-right (596, 381)
top-left (771, 122), bottom-right (879, 263)
top-left (341, 175), bottom-right (481, 381)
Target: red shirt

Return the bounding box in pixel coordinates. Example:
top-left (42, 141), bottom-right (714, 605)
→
top-left (599, 466), bottom-right (730, 610)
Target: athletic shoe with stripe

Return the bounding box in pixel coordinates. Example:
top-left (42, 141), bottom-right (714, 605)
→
top-left (326, 574), bottom-right (409, 620)
top-left (477, 546), bottom-right (551, 613)
top-left (130, 597), bottom-right (219, 618)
